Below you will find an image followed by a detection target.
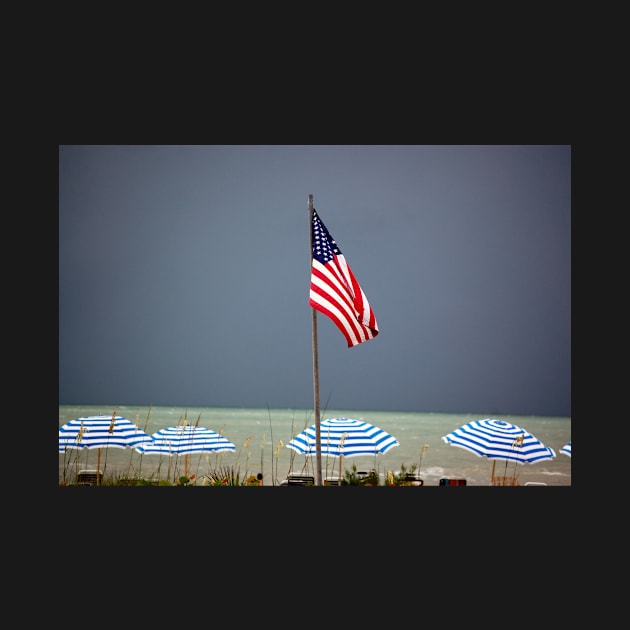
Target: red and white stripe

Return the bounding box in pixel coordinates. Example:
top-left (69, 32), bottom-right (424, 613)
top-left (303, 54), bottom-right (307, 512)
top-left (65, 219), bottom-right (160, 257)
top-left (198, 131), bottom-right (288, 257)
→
top-left (309, 251), bottom-right (379, 347)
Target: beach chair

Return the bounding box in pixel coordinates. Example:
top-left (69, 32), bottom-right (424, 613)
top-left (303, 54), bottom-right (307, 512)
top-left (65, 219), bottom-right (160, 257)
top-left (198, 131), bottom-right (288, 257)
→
top-left (439, 478), bottom-right (467, 486)
top-left (282, 473), bottom-right (315, 486)
top-left (76, 469), bottom-right (103, 485)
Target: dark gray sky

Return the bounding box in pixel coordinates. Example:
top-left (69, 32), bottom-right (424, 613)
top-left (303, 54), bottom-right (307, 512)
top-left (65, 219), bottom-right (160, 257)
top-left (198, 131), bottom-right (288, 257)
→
top-left (59, 145), bottom-right (571, 416)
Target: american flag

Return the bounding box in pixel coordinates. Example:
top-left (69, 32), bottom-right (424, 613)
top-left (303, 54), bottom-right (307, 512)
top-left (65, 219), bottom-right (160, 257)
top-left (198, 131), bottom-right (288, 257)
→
top-left (309, 209), bottom-right (379, 347)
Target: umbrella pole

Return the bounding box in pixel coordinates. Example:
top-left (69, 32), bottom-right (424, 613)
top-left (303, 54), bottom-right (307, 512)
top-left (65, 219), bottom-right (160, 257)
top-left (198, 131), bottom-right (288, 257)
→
top-left (74, 451), bottom-right (82, 482)
top-left (138, 405), bottom-right (152, 477)
top-left (491, 459), bottom-right (496, 486)
top-left (97, 448), bottom-right (101, 485)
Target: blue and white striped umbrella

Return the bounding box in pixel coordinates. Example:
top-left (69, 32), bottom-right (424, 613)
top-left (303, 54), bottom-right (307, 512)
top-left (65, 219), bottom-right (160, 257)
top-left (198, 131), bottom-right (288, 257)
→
top-left (441, 418), bottom-right (556, 464)
top-left (59, 415), bottom-right (154, 452)
top-left (135, 425), bottom-right (236, 456)
top-left (286, 417), bottom-right (399, 458)
top-left (560, 442), bottom-right (571, 457)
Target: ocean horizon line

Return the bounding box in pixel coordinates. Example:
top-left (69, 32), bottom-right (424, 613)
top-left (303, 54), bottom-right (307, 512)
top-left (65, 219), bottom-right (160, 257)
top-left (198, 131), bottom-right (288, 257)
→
top-left (59, 403), bottom-right (570, 420)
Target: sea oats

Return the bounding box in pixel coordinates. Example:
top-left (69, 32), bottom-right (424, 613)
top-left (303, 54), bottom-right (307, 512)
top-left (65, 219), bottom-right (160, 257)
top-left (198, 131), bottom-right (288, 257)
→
top-left (76, 421), bottom-right (85, 444)
top-left (339, 432), bottom-right (348, 452)
top-left (142, 405), bottom-right (152, 432)
top-left (108, 409), bottom-right (117, 433)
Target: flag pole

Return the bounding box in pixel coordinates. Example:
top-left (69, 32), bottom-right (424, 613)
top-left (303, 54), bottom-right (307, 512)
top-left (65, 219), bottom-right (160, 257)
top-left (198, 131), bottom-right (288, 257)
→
top-left (308, 194), bottom-right (323, 486)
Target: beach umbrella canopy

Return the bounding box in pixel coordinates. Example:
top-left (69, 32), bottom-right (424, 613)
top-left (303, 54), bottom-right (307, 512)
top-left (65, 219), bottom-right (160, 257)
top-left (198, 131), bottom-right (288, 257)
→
top-left (59, 414), bottom-right (154, 483)
top-left (560, 442), bottom-right (571, 457)
top-left (59, 415), bottom-right (154, 452)
top-left (135, 425), bottom-right (236, 456)
top-left (136, 425), bottom-right (236, 479)
top-left (441, 418), bottom-right (556, 485)
top-left (442, 418), bottom-right (556, 464)
top-left (286, 417), bottom-right (399, 458)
